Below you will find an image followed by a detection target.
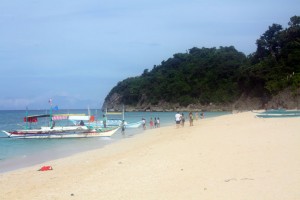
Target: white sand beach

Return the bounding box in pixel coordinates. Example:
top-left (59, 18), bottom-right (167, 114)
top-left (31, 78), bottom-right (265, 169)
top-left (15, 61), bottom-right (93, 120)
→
top-left (1, 112), bottom-right (300, 200)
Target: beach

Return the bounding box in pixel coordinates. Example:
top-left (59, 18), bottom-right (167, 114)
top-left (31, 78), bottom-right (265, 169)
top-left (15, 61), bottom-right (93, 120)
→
top-left (1, 111), bottom-right (300, 200)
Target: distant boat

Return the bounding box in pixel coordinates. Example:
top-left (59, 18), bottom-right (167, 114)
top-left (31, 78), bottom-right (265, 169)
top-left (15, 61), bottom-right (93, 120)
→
top-left (61, 113), bottom-right (143, 129)
top-left (82, 106), bottom-right (143, 129)
top-left (255, 109), bottom-right (300, 118)
top-left (125, 121), bottom-right (143, 128)
top-left (85, 119), bottom-right (143, 129)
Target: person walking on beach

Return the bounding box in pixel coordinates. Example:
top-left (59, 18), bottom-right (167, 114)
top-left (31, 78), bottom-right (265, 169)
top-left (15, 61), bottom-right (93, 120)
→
top-left (181, 113), bottom-right (185, 127)
top-left (121, 120), bottom-right (126, 135)
top-left (189, 112), bottom-right (194, 126)
top-left (175, 112), bottom-right (181, 128)
top-left (156, 117), bottom-right (160, 128)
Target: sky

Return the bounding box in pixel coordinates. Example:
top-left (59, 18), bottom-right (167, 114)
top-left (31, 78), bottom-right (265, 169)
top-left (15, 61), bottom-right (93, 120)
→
top-left (0, 0), bottom-right (299, 110)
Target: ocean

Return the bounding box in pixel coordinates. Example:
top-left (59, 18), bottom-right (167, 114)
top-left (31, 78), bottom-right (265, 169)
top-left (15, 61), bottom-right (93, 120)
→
top-left (0, 109), bottom-right (229, 173)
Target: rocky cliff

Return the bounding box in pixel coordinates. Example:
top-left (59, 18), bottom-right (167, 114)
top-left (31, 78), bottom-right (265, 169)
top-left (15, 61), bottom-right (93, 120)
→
top-left (102, 88), bottom-right (300, 112)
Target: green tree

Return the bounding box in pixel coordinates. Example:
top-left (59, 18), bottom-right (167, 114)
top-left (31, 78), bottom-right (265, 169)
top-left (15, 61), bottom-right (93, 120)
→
top-left (104, 16), bottom-right (300, 109)
top-left (255, 24), bottom-right (283, 61)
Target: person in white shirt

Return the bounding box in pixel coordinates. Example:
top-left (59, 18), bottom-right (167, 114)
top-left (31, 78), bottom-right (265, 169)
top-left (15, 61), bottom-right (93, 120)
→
top-left (175, 112), bottom-right (181, 128)
top-left (142, 118), bottom-right (146, 130)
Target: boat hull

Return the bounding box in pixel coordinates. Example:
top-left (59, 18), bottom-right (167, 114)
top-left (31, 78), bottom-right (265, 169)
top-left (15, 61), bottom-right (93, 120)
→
top-left (87, 120), bottom-right (142, 129)
top-left (255, 110), bottom-right (300, 118)
top-left (256, 113), bottom-right (300, 118)
top-left (126, 121), bottom-right (142, 128)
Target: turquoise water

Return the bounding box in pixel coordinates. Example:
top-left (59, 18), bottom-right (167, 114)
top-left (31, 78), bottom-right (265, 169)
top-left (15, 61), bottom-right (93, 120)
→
top-left (0, 109), bottom-right (229, 173)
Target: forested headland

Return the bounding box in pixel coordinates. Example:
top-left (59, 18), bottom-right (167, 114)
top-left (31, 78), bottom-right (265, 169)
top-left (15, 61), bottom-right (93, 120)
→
top-left (103, 16), bottom-right (300, 111)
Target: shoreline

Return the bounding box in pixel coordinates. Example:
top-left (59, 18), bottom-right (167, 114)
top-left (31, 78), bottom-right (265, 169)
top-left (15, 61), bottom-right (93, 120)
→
top-left (0, 127), bottom-right (143, 174)
top-left (0, 111), bottom-right (225, 174)
top-left (0, 120), bottom-right (173, 174)
top-left (1, 112), bottom-right (300, 199)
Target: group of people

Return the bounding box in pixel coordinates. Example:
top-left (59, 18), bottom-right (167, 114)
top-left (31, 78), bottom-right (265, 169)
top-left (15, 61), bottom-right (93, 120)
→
top-left (102, 111), bottom-right (204, 134)
top-left (175, 112), bottom-right (204, 128)
top-left (142, 117), bottom-right (160, 130)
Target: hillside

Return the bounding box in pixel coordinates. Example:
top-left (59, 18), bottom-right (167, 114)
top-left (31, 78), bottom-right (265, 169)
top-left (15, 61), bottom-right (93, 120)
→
top-left (103, 16), bottom-right (300, 111)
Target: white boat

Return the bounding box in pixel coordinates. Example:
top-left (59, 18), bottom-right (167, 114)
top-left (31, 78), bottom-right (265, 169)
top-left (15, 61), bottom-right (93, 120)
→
top-left (94, 107), bottom-right (143, 129)
top-left (85, 119), bottom-right (143, 129)
top-left (256, 113), bottom-right (300, 118)
top-left (2, 127), bottom-right (119, 139)
top-left (125, 121), bottom-right (143, 128)
top-left (255, 109), bottom-right (300, 118)
top-left (1, 114), bottom-right (119, 139)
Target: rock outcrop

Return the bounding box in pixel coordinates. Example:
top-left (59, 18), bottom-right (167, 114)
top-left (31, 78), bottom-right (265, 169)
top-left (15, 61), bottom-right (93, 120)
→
top-left (102, 88), bottom-right (300, 112)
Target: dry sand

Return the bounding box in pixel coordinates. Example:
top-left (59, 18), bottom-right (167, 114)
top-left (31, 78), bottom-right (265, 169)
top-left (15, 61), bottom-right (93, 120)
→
top-left (1, 111), bottom-right (300, 200)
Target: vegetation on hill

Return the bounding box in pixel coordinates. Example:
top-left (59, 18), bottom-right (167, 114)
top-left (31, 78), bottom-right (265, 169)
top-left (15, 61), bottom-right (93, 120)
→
top-left (104, 16), bottom-right (300, 109)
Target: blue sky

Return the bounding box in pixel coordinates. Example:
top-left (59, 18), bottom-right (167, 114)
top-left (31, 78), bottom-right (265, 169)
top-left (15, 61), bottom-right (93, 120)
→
top-left (0, 0), bottom-right (299, 110)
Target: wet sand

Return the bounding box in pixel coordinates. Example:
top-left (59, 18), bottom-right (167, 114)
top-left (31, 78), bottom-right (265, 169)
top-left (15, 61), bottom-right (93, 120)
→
top-left (1, 112), bottom-right (300, 200)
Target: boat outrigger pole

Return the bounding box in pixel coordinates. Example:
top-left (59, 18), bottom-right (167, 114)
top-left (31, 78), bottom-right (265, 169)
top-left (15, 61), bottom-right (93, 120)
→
top-left (49, 99), bottom-right (53, 128)
top-left (122, 104), bottom-right (125, 121)
top-left (25, 106), bottom-right (28, 130)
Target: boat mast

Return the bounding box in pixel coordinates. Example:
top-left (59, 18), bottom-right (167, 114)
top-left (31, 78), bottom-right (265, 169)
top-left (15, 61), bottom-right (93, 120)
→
top-left (25, 106), bottom-right (28, 130)
top-left (49, 98), bottom-right (53, 128)
top-left (88, 105), bottom-right (91, 116)
top-left (122, 104), bottom-right (125, 120)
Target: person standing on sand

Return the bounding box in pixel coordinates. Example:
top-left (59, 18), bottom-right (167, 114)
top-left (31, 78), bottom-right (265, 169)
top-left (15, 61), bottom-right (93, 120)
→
top-left (201, 112), bottom-right (204, 119)
top-left (142, 118), bottom-right (146, 130)
top-left (181, 113), bottom-right (185, 127)
top-left (156, 117), bottom-right (160, 128)
top-left (175, 112), bottom-right (181, 128)
top-left (150, 118), bottom-right (154, 128)
top-left (121, 120), bottom-right (126, 135)
top-left (154, 117), bottom-right (157, 128)
top-left (189, 112), bottom-right (194, 126)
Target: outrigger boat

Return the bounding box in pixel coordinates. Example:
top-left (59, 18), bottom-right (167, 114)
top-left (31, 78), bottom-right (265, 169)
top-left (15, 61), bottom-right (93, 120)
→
top-left (2, 127), bottom-right (119, 139)
top-left (68, 107), bottom-right (142, 129)
top-left (90, 106), bottom-right (143, 129)
top-left (1, 114), bottom-right (119, 139)
top-left (83, 119), bottom-right (143, 129)
top-left (255, 109), bottom-right (300, 118)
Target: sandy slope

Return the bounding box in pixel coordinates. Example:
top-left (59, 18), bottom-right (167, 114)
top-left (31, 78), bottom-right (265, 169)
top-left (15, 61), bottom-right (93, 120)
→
top-left (1, 112), bottom-right (300, 200)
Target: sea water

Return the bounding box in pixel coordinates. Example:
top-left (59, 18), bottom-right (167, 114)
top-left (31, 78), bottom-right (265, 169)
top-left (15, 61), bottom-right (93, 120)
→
top-left (0, 109), bottom-right (229, 173)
